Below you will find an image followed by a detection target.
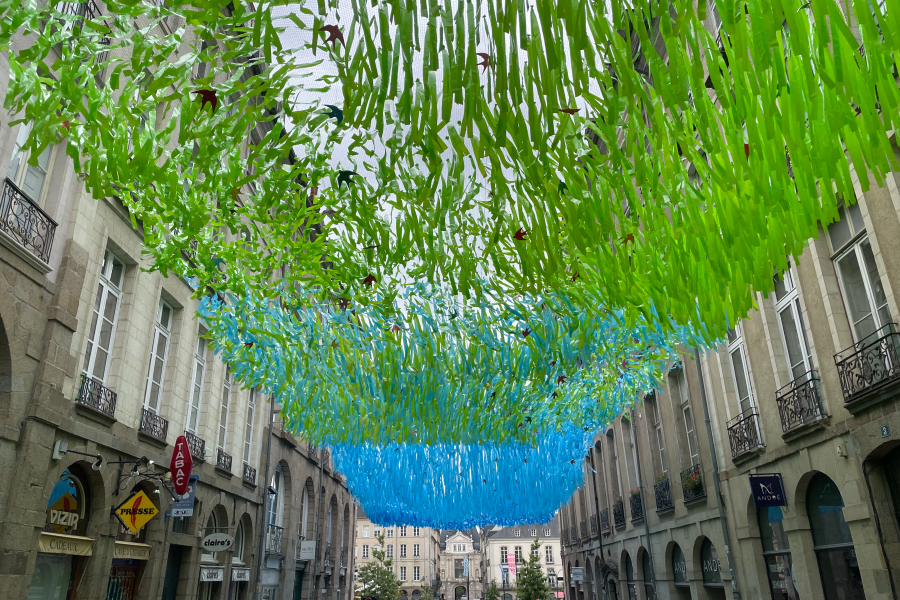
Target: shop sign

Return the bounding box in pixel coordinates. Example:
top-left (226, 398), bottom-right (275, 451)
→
top-left (298, 540), bottom-right (316, 560)
top-left (170, 436), bottom-right (193, 496)
top-left (202, 533), bottom-right (234, 552)
top-left (114, 490), bottom-right (159, 535)
top-left (38, 532), bottom-right (93, 556)
top-left (750, 474), bottom-right (786, 507)
top-left (570, 567), bottom-right (583, 582)
top-left (232, 568), bottom-right (251, 581)
top-left (172, 474), bottom-right (198, 517)
top-left (113, 541), bottom-right (151, 560)
top-left (200, 566), bottom-right (224, 582)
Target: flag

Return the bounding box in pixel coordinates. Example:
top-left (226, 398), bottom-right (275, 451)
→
top-left (463, 557), bottom-right (469, 577)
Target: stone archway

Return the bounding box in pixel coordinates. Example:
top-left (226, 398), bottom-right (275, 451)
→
top-left (455, 585), bottom-right (467, 600)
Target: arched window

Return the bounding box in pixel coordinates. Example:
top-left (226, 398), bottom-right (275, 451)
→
top-left (807, 474), bottom-right (866, 600)
top-left (202, 511), bottom-right (219, 562)
top-left (700, 539), bottom-right (722, 588)
top-left (268, 466), bottom-right (284, 527)
top-left (300, 483), bottom-right (310, 540)
top-left (757, 506), bottom-right (798, 599)
top-left (671, 544), bottom-right (688, 588)
top-left (624, 553), bottom-right (637, 600)
top-left (642, 551), bottom-right (655, 600)
top-left (234, 519), bottom-right (246, 564)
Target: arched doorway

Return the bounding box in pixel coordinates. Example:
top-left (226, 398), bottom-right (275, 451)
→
top-left (640, 549), bottom-right (655, 600)
top-left (455, 585), bottom-right (467, 600)
top-left (807, 473), bottom-right (866, 599)
top-left (757, 505), bottom-right (799, 599)
top-left (699, 538), bottom-right (725, 599)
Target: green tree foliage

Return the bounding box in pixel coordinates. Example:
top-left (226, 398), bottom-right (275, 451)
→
top-left (484, 580), bottom-right (501, 600)
top-left (356, 533), bottom-right (402, 600)
top-left (516, 539), bottom-right (552, 600)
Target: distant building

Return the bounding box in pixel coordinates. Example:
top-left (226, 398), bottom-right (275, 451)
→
top-left (481, 519), bottom-right (562, 600)
top-left (439, 529), bottom-right (484, 600)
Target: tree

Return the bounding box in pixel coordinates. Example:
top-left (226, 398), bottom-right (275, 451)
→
top-left (484, 580), bottom-right (501, 600)
top-left (421, 573), bottom-right (441, 600)
top-left (516, 539), bottom-right (552, 600)
top-left (356, 533), bottom-right (402, 600)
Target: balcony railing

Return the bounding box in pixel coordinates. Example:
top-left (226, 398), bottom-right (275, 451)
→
top-left (589, 514), bottom-right (598, 536)
top-left (243, 462), bottom-right (257, 485)
top-left (0, 178), bottom-right (58, 264)
top-left (139, 408), bottom-right (168, 443)
top-left (569, 525), bottom-right (578, 544)
top-left (835, 324), bottom-right (900, 405)
top-left (266, 524), bottom-right (284, 554)
top-left (184, 430), bottom-right (205, 461)
top-left (324, 543), bottom-right (332, 566)
top-left (600, 508), bottom-right (610, 533)
top-left (580, 520), bottom-right (587, 540)
top-left (681, 464), bottom-right (706, 502)
top-left (340, 548), bottom-right (347, 567)
top-left (216, 448), bottom-right (233, 472)
top-left (75, 373), bottom-right (117, 417)
top-left (775, 370), bottom-right (826, 433)
top-left (613, 499), bottom-right (626, 529)
top-left (57, 0), bottom-right (103, 20)
top-left (308, 443), bottom-right (318, 458)
top-left (562, 530), bottom-right (568, 546)
top-left (726, 407), bottom-right (764, 459)
top-left (654, 477), bottom-right (674, 512)
top-left (629, 492), bottom-right (644, 523)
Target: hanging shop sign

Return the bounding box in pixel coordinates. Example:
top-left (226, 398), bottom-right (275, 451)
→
top-left (38, 532), bottom-right (93, 556)
top-left (201, 533), bottom-right (234, 553)
top-left (113, 541), bottom-right (151, 560)
top-left (570, 568), bottom-right (583, 582)
top-left (750, 474), bottom-right (787, 508)
top-left (45, 468), bottom-right (87, 536)
top-left (172, 474), bottom-right (198, 517)
top-left (200, 566), bottom-right (224, 582)
top-left (232, 568), bottom-right (251, 581)
top-left (298, 540), bottom-right (316, 560)
top-left (170, 436), bottom-right (193, 496)
top-left (114, 490), bottom-right (159, 535)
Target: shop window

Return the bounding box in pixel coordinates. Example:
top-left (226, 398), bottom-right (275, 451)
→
top-left (774, 262), bottom-right (814, 382)
top-left (758, 506), bottom-right (798, 599)
top-left (671, 543), bottom-right (689, 588)
top-left (624, 553), bottom-right (638, 600)
top-left (701, 539), bottom-right (723, 589)
top-left (807, 474), bottom-right (866, 600)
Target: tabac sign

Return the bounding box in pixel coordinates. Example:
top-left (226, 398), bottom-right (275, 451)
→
top-left (170, 435), bottom-right (193, 496)
top-left (114, 490), bottom-right (159, 534)
top-left (750, 474), bottom-right (787, 507)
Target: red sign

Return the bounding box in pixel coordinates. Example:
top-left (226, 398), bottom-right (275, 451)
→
top-left (170, 436), bottom-right (193, 496)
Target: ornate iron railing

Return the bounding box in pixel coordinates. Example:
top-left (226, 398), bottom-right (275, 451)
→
top-left (589, 514), bottom-right (598, 536)
top-left (629, 492), bottom-right (644, 523)
top-left (308, 442), bottom-right (318, 458)
top-left (243, 462), bottom-right (257, 485)
top-left (775, 370), bottom-right (825, 432)
top-left (654, 478), bottom-right (674, 511)
top-left (139, 408), bottom-right (168, 442)
top-left (681, 464), bottom-right (706, 502)
top-left (600, 508), bottom-right (610, 532)
top-left (562, 530), bottom-right (568, 545)
top-left (216, 448), bottom-right (232, 472)
top-left (266, 524), bottom-right (284, 554)
top-left (835, 324), bottom-right (900, 404)
top-left (613, 499), bottom-right (626, 529)
top-left (324, 543), bottom-right (332, 566)
top-left (75, 373), bottom-right (117, 417)
top-left (57, 0), bottom-right (103, 19)
top-left (580, 520), bottom-right (587, 539)
top-left (184, 430), bottom-right (205, 461)
top-left (569, 525), bottom-right (578, 544)
top-left (0, 178), bottom-right (57, 264)
top-left (726, 407), bottom-right (764, 458)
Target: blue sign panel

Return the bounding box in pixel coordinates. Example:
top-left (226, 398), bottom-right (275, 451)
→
top-left (750, 474), bottom-right (786, 507)
top-left (172, 474), bottom-right (199, 516)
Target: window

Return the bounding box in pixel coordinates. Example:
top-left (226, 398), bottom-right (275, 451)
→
top-left (514, 547), bottom-right (522, 563)
top-left (500, 546), bottom-right (508, 563)
top-left (201, 512), bottom-right (219, 562)
top-left (530, 528), bottom-right (537, 537)
top-left (7, 121), bottom-right (55, 203)
top-left (455, 558), bottom-right (465, 578)
top-left (547, 568), bottom-right (556, 588)
top-left (544, 528), bottom-right (551, 537)
top-left (414, 544), bottom-right (420, 557)
top-left (531, 547), bottom-right (539, 560)
top-left (374, 528), bottom-right (381, 537)
top-left (646, 394), bottom-right (667, 474)
top-left (774, 263), bottom-right (814, 382)
top-left (82, 250), bottom-right (125, 384)
top-left (300, 484), bottom-right (310, 540)
top-left (355, 546), bottom-right (358, 558)
top-left (727, 326), bottom-right (755, 413)
top-left (670, 365), bottom-right (700, 467)
top-left (829, 203), bottom-right (891, 342)
top-left (758, 506), bottom-right (798, 598)
top-left (400, 544), bottom-right (407, 558)
top-left (362, 545), bottom-right (369, 558)
top-left (363, 526), bottom-right (370, 538)
top-left (400, 526), bottom-right (408, 536)
top-left (545, 546), bottom-right (553, 564)
top-left (143, 299), bottom-right (173, 412)
top-left (234, 520), bottom-right (246, 564)
top-left (414, 566), bottom-right (420, 581)
top-left (808, 474), bottom-right (865, 599)
top-left (413, 527), bottom-right (421, 536)
top-left (218, 369), bottom-right (232, 451)
top-left (243, 389), bottom-right (256, 465)
top-left (267, 466), bottom-right (284, 527)
top-left (386, 529), bottom-right (394, 537)
top-left (387, 544), bottom-right (394, 558)
top-left (683, 402), bottom-right (701, 466)
top-left (672, 544), bottom-right (689, 587)
top-left (400, 567), bottom-right (407, 581)
top-left (514, 529), bottom-right (521, 537)
top-left (700, 539), bottom-right (723, 588)
top-left (186, 334), bottom-right (207, 434)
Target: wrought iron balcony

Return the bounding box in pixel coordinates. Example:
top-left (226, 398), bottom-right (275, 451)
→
top-left (680, 464), bottom-right (706, 502)
top-left (57, 0), bottom-right (103, 20)
top-left (613, 499), bottom-right (626, 529)
top-left (75, 373), bottom-right (117, 417)
top-left (0, 178), bottom-right (57, 264)
top-left (569, 525), bottom-right (578, 544)
top-left (580, 520), bottom-right (587, 540)
top-left (324, 543), bottom-right (333, 566)
top-left (629, 492), bottom-right (644, 523)
top-left (562, 530), bottom-right (568, 545)
top-left (243, 462), bottom-right (257, 485)
top-left (600, 508), bottom-right (610, 533)
top-left (776, 370), bottom-right (826, 433)
top-left (184, 430), bottom-right (205, 461)
top-left (266, 524), bottom-right (284, 554)
top-left (835, 324), bottom-right (900, 405)
top-left (216, 448), bottom-right (233, 472)
top-left (589, 514), bottom-right (598, 536)
top-left (139, 408), bottom-right (168, 443)
top-left (654, 477), bottom-right (674, 512)
top-left (726, 407), bottom-right (764, 459)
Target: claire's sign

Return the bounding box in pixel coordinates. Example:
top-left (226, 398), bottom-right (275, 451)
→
top-left (201, 533), bottom-right (235, 552)
top-left (170, 436), bottom-right (193, 496)
top-left (750, 474), bottom-right (786, 507)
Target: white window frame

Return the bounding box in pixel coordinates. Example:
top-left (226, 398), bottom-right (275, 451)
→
top-left (6, 121), bottom-right (56, 205)
top-left (400, 566), bottom-right (407, 581)
top-left (243, 389), bottom-right (256, 465)
top-left (646, 394), bottom-right (667, 475)
top-left (833, 235), bottom-right (892, 342)
top-left (400, 526), bottom-right (408, 537)
top-left (82, 250), bottom-right (124, 384)
top-left (773, 262), bottom-right (814, 382)
top-left (530, 528), bottom-right (537, 537)
top-left (413, 527), bottom-right (421, 536)
top-left (386, 529), bottom-right (393, 537)
top-left (544, 528), bottom-right (551, 537)
top-left (186, 333), bottom-right (207, 434)
top-left (500, 546), bottom-right (508, 563)
top-left (726, 326), bottom-right (755, 414)
top-left (363, 526), bottom-right (370, 538)
top-left (362, 545), bottom-right (369, 558)
top-left (414, 566), bottom-right (420, 581)
top-left (514, 529), bottom-right (521, 537)
top-left (143, 298), bottom-right (173, 413)
top-left (514, 546), bottom-right (522, 563)
top-left (387, 544), bottom-right (394, 558)
top-left (374, 528), bottom-right (381, 538)
top-left (400, 544), bottom-right (407, 558)
top-left (545, 546), bottom-right (553, 564)
top-left (299, 484), bottom-right (309, 540)
top-left (218, 369), bottom-right (232, 451)
top-left (683, 401), bottom-right (701, 467)
top-left (414, 543), bottom-right (420, 557)
top-left (531, 547), bottom-right (539, 560)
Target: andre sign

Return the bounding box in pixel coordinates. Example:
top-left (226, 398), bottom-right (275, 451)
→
top-left (170, 435), bottom-right (193, 496)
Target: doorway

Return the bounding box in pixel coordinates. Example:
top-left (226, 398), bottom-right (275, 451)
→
top-left (161, 545), bottom-right (185, 600)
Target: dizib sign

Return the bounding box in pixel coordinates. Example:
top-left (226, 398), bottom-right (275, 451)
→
top-left (750, 474), bottom-right (786, 507)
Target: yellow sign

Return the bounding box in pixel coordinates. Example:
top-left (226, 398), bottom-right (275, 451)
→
top-left (114, 491), bottom-right (158, 534)
top-left (113, 541), bottom-right (151, 560)
top-left (39, 532), bottom-right (93, 556)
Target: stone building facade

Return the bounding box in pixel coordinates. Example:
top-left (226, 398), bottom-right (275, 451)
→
top-left (480, 519), bottom-right (561, 600)
top-left (438, 529), bottom-right (483, 600)
top-left (0, 3), bottom-right (355, 600)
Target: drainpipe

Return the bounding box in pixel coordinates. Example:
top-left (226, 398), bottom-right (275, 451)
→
top-left (256, 396), bottom-right (277, 600)
top-left (309, 447), bottom-right (325, 600)
top-left (628, 408), bottom-right (657, 597)
top-left (693, 349), bottom-right (741, 600)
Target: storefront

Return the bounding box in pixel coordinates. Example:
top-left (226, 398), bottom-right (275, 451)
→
top-left (700, 539), bottom-right (725, 600)
top-left (28, 466), bottom-right (94, 600)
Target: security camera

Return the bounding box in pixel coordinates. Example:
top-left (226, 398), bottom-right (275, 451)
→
top-left (268, 485), bottom-right (278, 495)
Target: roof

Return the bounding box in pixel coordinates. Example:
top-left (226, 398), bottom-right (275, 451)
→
top-left (439, 528), bottom-right (481, 550)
